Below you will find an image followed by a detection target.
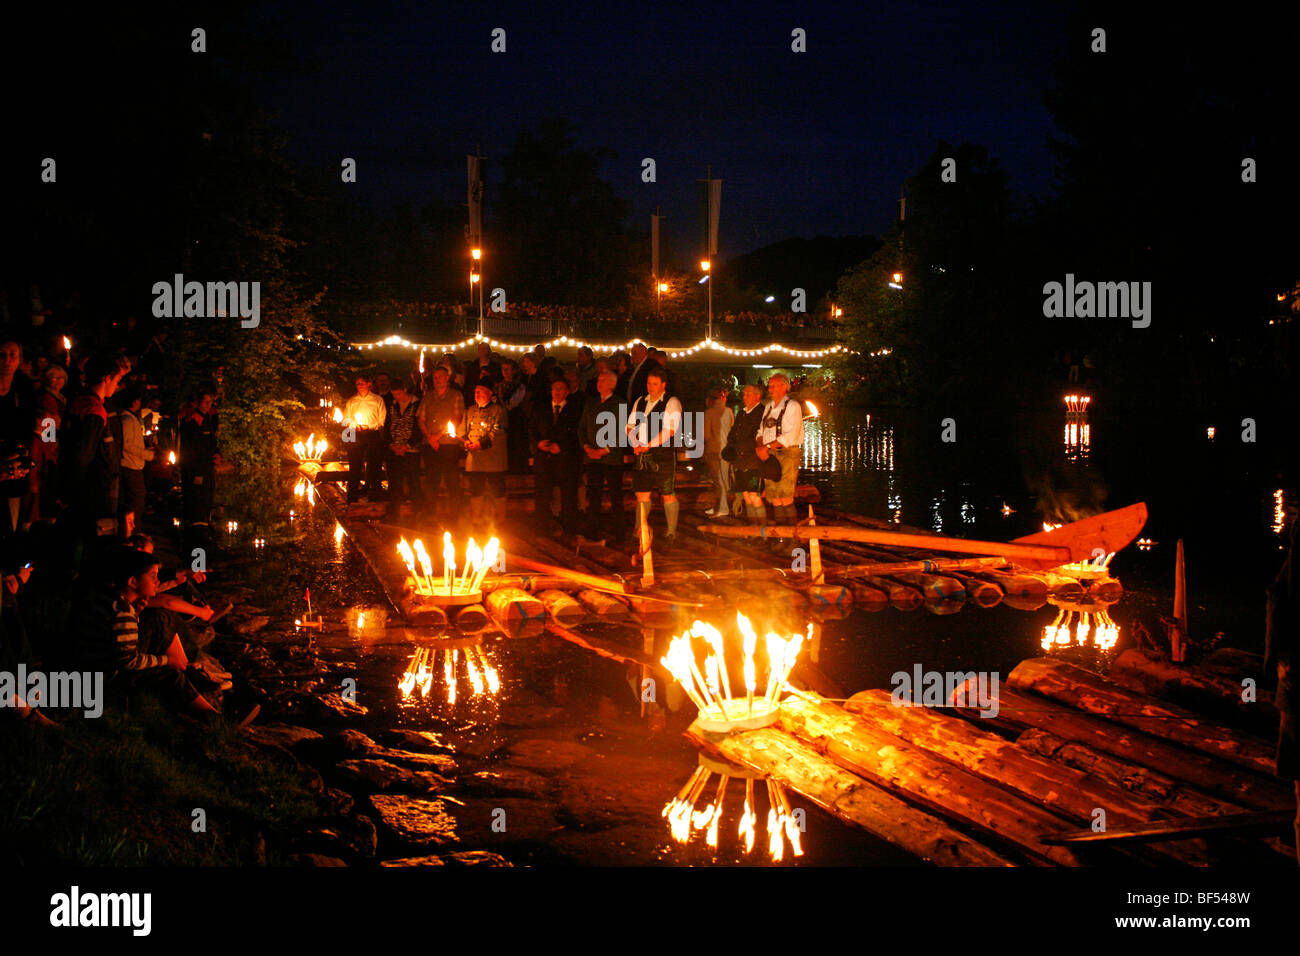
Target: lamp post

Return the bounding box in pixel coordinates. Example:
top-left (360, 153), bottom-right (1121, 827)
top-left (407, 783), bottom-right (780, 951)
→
top-left (657, 280), bottom-right (668, 316)
top-left (701, 260), bottom-right (712, 339)
top-left (471, 247), bottom-right (483, 335)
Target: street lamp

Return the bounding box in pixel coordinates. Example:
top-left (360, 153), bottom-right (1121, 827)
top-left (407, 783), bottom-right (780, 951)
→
top-left (656, 280), bottom-right (669, 315)
top-left (471, 248), bottom-right (484, 334)
top-left (700, 260), bottom-right (712, 338)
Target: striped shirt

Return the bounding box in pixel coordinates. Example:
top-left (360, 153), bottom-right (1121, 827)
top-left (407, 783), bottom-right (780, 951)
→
top-left (75, 584), bottom-right (167, 674)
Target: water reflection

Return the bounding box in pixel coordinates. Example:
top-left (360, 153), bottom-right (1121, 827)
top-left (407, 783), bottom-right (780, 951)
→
top-left (1063, 393), bottom-right (1091, 463)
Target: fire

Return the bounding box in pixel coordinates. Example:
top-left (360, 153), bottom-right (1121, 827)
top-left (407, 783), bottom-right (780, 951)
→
top-left (447, 421), bottom-right (456, 439)
top-left (333, 406), bottom-right (344, 424)
top-left (293, 433), bottom-right (328, 462)
top-left (802, 400), bottom-right (819, 419)
top-left (168, 450), bottom-right (177, 465)
top-left (400, 534), bottom-right (501, 596)
top-left (1042, 521), bottom-right (1062, 533)
top-left (660, 612), bottom-right (806, 726)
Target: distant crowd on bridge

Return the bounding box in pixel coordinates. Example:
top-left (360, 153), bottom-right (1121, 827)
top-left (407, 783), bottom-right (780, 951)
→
top-left (323, 300), bottom-right (841, 343)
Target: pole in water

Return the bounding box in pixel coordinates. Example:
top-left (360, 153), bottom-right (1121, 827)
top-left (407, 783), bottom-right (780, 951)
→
top-left (1172, 538), bottom-right (1187, 663)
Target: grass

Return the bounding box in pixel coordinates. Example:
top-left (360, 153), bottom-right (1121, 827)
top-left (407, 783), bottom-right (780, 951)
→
top-left (0, 694), bottom-right (329, 866)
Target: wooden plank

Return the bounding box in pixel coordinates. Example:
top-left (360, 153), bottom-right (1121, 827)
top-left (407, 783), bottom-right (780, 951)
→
top-left (1041, 810), bottom-right (1292, 846)
top-left (682, 724), bottom-right (1018, 866)
top-left (1007, 658), bottom-right (1276, 775)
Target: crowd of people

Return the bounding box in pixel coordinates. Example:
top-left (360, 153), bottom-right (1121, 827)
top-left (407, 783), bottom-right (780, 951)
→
top-left (0, 324), bottom-right (252, 729)
top-left (340, 341), bottom-right (810, 551)
top-left (326, 299), bottom-right (840, 342)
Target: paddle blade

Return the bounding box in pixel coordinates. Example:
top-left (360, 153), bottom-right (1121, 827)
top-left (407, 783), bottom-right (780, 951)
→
top-left (1011, 502), bottom-right (1148, 569)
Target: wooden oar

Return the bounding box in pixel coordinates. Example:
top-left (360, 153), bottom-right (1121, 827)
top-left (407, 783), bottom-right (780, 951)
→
top-left (699, 502), bottom-right (1147, 570)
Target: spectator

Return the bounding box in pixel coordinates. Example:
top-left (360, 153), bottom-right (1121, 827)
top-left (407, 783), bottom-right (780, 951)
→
top-left (116, 387), bottom-right (155, 538)
top-left (579, 369), bottom-right (626, 544)
top-left (416, 366), bottom-right (466, 525)
top-left (58, 353), bottom-right (124, 543)
top-left (178, 388), bottom-right (219, 547)
top-left (627, 368), bottom-right (682, 548)
top-left (0, 340), bottom-right (36, 538)
top-left (384, 380), bottom-right (421, 522)
top-left (463, 383), bottom-right (508, 531)
top-left (703, 386), bottom-right (734, 518)
top-left (342, 374), bottom-right (387, 504)
top-left (530, 378), bottom-right (583, 540)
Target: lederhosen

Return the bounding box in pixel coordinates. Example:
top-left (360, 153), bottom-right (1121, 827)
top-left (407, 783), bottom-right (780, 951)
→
top-left (631, 394), bottom-right (676, 495)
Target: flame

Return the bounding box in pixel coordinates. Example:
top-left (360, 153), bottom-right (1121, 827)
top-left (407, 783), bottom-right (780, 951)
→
top-left (334, 522), bottom-right (345, 547)
top-left (447, 421), bottom-right (456, 439)
top-left (168, 450), bottom-right (177, 465)
top-left (443, 531), bottom-right (455, 590)
top-left (333, 406), bottom-right (344, 424)
top-left (356, 611), bottom-right (365, 633)
top-left (803, 400), bottom-right (819, 419)
top-left (738, 780), bottom-right (757, 854)
top-left (62, 336), bottom-right (71, 350)
top-left (413, 539), bottom-right (435, 593)
top-left (446, 649), bottom-right (457, 705)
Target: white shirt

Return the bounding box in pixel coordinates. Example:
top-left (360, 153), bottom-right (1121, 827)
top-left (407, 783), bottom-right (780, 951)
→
top-left (627, 393), bottom-right (682, 448)
top-left (758, 396), bottom-right (802, 447)
top-left (344, 392), bottom-right (387, 429)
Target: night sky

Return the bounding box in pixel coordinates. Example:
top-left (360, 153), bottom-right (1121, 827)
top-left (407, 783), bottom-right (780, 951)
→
top-left (252, 0), bottom-right (1069, 257)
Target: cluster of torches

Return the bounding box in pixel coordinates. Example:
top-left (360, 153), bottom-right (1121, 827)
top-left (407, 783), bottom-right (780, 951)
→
top-left (293, 434), bottom-right (328, 463)
top-left (663, 765), bottom-right (804, 861)
top-left (397, 533), bottom-right (501, 597)
top-left (657, 613), bottom-right (809, 859)
top-left (399, 645), bottom-right (501, 705)
top-left (1058, 549), bottom-right (1115, 576)
top-left (1063, 394), bottom-right (1091, 461)
top-left (660, 613), bottom-right (807, 724)
top-left (1041, 603), bottom-right (1120, 651)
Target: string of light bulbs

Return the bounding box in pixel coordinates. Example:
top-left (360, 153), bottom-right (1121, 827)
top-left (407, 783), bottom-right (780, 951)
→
top-left (309, 332), bottom-right (876, 361)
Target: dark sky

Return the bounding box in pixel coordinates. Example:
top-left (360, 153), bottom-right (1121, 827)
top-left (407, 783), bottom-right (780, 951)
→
top-left (255, 0), bottom-right (1070, 259)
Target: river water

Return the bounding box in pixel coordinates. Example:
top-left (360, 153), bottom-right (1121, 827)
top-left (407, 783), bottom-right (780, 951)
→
top-left (230, 394), bottom-right (1291, 865)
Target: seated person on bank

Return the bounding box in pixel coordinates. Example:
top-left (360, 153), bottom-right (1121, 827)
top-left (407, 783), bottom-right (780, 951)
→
top-left (72, 546), bottom-right (219, 716)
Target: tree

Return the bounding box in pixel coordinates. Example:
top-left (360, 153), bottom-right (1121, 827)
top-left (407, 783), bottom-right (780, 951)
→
top-left (495, 119), bottom-right (634, 306)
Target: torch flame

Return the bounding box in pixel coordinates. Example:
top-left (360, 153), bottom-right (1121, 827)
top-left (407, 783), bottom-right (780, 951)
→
top-left (447, 421), bottom-right (457, 439)
top-left (168, 450), bottom-right (177, 465)
top-left (332, 406), bottom-right (343, 424)
top-left (803, 400), bottom-right (819, 419)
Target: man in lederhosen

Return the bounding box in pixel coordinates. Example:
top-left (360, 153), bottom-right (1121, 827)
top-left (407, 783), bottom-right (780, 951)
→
top-left (756, 373), bottom-right (802, 553)
top-left (626, 368), bottom-right (682, 550)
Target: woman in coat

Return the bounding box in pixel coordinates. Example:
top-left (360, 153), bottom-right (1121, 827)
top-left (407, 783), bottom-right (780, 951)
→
top-left (463, 384), bottom-right (509, 532)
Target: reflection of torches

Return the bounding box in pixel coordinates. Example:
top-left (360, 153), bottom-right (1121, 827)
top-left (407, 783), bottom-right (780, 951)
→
top-left (399, 642), bottom-right (504, 706)
top-left (1040, 597), bottom-right (1121, 651)
top-left (443, 532), bottom-right (455, 591)
top-left (663, 761), bottom-right (803, 860)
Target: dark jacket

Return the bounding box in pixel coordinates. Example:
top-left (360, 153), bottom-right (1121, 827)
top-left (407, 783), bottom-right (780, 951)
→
top-left (626, 358), bottom-right (654, 405)
top-left (529, 395), bottom-right (584, 461)
top-left (578, 393), bottom-right (626, 467)
top-left (59, 391), bottom-right (120, 517)
top-left (179, 409), bottom-right (217, 476)
top-left (724, 403), bottom-right (765, 472)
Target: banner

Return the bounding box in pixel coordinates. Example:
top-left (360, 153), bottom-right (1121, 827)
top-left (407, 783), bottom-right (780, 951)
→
top-left (468, 154), bottom-right (483, 244)
top-left (708, 179), bottom-right (721, 257)
top-left (651, 214), bottom-right (661, 278)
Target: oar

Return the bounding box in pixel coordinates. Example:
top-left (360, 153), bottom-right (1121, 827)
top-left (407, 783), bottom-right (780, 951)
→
top-left (698, 502), bottom-right (1148, 571)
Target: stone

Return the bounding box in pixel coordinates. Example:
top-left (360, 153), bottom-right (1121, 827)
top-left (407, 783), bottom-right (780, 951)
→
top-left (369, 795), bottom-right (459, 848)
top-left (332, 759), bottom-right (449, 794)
top-left (294, 813), bottom-right (377, 860)
top-left (231, 614), bottom-right (271, 636)
top-left (379, 728), bottom-right (455, 754)
top-left (242, 722), bottom-right (324, 753)
top-left (324, 787), bottom-right (354, 816)
top-left (367, 746), bottom-right (457, 775)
